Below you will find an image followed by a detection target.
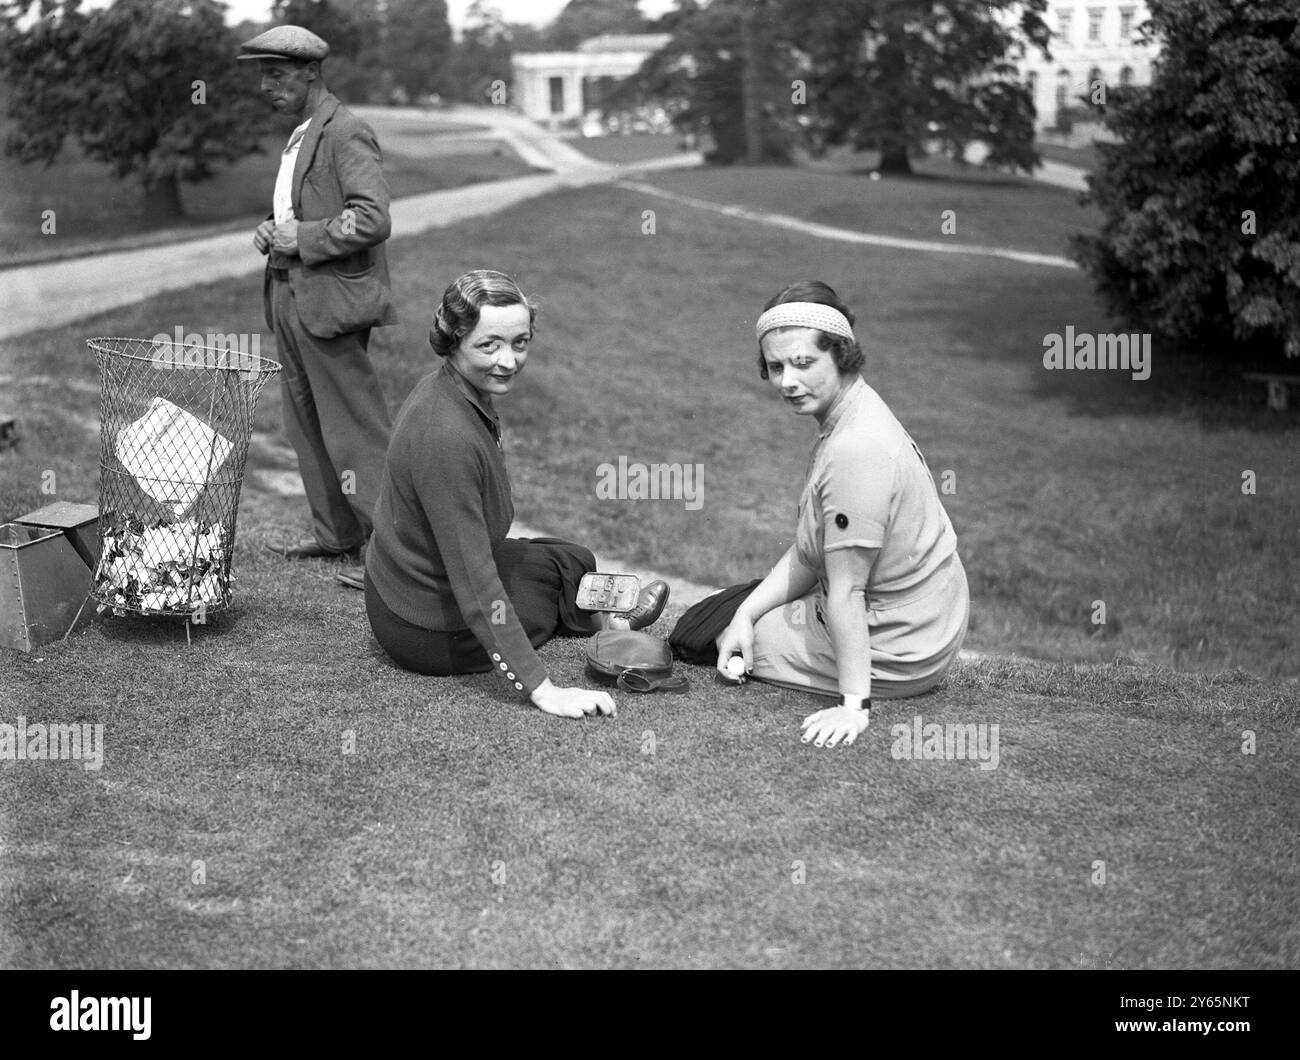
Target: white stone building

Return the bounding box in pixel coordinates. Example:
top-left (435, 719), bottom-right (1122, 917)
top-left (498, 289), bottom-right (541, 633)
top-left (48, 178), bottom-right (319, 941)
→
top-left (513, 10), bottom-right (1159, 137)
top-left (1019, 1), bottom-right (1159, 132)
top-left (511, 33), bottom-right (672, 127)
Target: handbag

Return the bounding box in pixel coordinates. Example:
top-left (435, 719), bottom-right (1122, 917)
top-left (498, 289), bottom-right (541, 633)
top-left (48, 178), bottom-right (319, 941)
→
top-left (585, 629), bottom-right (690, 693)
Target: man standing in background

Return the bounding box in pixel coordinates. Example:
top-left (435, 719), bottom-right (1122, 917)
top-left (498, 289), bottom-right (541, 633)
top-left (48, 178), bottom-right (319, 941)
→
top-left (239, 24), bottom-right (395, 590)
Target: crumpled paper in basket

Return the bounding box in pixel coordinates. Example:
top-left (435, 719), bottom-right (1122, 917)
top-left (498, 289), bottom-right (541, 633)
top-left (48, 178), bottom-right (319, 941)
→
top-left (94, 512), bottom-right (230, 616)
top-left (115, 397), bottom-right (232, 516)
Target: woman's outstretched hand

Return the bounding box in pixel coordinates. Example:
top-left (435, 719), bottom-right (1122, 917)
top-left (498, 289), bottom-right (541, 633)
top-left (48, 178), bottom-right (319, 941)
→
top-left (530, 679), bottom-right (617, 719)
top-left (800, 705), bottom-right (869, 748)
top-left (715, 616), bottom-right (755, 682)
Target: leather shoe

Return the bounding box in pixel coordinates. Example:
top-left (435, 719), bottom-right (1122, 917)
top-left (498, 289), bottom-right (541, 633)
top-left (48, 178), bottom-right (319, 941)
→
top-left (336, 565), bottom-right (365, 591)
top-left (266, 537), bottom-right (358, 560)
top-left (627, 579), bottom-right (670, 630)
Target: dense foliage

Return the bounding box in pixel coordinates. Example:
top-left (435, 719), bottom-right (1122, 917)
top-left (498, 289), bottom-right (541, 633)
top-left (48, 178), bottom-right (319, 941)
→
top-left (1072, 0), bottom-right (1300, 363)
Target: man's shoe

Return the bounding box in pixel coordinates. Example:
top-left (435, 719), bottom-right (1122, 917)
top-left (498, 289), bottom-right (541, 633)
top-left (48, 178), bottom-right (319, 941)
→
top-left (627, 579), bottom-right (670, 630)
top-left (336, 565), bottom-right (365, 591)
top-left (266, 538), bottom-right (357, 560)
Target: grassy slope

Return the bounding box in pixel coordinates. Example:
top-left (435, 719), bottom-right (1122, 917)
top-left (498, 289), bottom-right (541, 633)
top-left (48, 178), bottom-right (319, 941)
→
top-left (0, 170), bottom-right (1297, 968)
top-left (1034, 140), bottom-right (1103, 171)
top-left (0, 121), bottom-right (539, 266)
top-left (630, 160), bottom-right (1103, 258)
top-left (2, 177), bottom-right (1297, 675)
top-left (2, 615), bottom-right (1296, 968)
top-left (566, 131), bottom-right (690, 166)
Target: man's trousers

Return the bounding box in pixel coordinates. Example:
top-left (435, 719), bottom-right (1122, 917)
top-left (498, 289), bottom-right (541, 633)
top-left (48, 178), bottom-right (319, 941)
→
top-left (269, 270), bottom-right (392, 552)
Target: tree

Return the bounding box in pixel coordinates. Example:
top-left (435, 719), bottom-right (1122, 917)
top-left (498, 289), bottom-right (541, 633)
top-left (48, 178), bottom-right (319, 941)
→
top-left (793, 0), bottom-right (1050, 174)
top-left (504, 21), bottom-right (547, 54)
top-left (385, 0), bottom-right (453, 102)
top-left (545, 0), bottom-right (646, 50)
top-left (443, 0), bottom-right (513, 103)
top-left (738, 3), bottom-right (764, 164)
top-left (632, 0), bottom-right (1050, 172)
top-left (1072, 0), bottom-right (1300, 364)
top-left (276, 0), bottom-right (453, 106)
top-left (273, 0), bottom-right (365, 58)
top-left (0, 0), bottom-right (270, 223)
top-left (272, 0), bottom-right (381, 103)
top-left (628, 0), bottom-right (799, 164)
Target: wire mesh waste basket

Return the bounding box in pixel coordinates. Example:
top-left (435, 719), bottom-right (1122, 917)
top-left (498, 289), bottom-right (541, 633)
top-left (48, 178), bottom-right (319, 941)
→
top-left (87, 337), bottom-right (281, 620)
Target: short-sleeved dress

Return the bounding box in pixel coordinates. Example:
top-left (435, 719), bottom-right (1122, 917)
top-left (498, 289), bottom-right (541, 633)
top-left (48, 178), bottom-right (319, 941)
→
top-left (750, 376), bottom-right (969, 698)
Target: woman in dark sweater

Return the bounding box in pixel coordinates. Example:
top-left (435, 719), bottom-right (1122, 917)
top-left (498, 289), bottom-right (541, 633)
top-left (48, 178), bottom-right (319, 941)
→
top-left (364, 270), bottom-right (668, 719)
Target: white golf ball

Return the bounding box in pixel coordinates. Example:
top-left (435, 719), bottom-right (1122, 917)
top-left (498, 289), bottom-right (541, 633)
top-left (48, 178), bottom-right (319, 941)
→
top-left (726, 655), bottom-right (747, 678)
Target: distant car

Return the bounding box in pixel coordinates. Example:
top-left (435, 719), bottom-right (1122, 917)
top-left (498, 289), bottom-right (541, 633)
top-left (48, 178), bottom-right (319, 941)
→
top-left (581, 113), bottom-right (605, 138)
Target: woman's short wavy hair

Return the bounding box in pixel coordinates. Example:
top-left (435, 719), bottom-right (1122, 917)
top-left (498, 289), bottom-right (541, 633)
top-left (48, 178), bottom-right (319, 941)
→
top-left (756, 280), bottom-right (865, 380)
top-left (428, 269), bottom-right (537, 358)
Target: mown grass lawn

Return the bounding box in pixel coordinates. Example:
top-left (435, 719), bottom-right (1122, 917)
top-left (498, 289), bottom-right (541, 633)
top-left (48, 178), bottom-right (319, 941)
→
top-left (632, 158), bottom-right (1103, 258)
top-left (1035, 139), bottom-right (1103, 171)
top-left (567, 131), bottom-right (691, 165)
top-left (0, 167), bottom-right (1297, 968)
top-left (0, 117), bottom-right (539, 267)
top-left (2, 610), bottom-right (1295, 968)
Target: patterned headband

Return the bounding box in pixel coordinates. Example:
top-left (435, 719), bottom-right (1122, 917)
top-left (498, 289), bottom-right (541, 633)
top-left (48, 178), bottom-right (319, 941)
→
top-left (755, 302), bottom-right (856, 343)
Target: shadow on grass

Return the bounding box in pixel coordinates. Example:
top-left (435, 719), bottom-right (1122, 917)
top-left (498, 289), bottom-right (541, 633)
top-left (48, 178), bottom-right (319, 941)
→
top-left (922, 268), bottom-right (1300, 434)
top-left (88, 606), bottom-right (248, 649)
top-left (1027, 343), bottom-right (1300, 435)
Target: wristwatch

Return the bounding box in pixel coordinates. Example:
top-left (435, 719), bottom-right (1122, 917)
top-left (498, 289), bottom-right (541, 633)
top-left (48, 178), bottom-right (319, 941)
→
top-left (839, 693), bottom-right (871, 713)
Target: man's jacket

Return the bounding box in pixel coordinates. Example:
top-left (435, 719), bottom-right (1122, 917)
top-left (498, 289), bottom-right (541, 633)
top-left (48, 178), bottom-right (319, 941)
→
top-left (264, 92), bottom-right (398, 339)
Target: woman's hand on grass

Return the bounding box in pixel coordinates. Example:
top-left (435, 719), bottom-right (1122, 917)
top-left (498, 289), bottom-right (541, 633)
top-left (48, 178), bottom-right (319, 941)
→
top-left (800, 704), bottom-right (869, 748)
top-left (530, 679), bottom-right (616, 719)
top-left (715, 618), bottom-right (755, 682)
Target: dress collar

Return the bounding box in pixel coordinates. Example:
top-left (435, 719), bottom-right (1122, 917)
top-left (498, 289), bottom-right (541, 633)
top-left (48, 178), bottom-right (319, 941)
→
top-left (817, 375), bottom-right (866, 439)
top-left (441, 360), bottom-right (501, 437)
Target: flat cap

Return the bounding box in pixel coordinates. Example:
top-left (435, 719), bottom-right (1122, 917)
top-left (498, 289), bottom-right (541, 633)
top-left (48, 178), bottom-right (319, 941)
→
top-left (236, 25), bottom-right (329, 62)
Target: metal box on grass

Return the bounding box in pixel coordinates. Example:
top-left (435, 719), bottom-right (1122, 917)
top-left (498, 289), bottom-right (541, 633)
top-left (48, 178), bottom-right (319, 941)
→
top-left (15, 501), bottom-right (101, 569)
top-left (0, 522), bottom-right (94, 653)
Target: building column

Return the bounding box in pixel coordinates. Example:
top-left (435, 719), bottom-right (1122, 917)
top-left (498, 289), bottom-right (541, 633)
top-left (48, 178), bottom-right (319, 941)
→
top-left (565, 70), bottom-right (583, 119)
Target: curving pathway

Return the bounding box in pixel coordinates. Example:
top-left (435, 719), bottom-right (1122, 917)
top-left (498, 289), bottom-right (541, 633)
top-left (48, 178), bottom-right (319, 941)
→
top-left (0, 106), bottom-right (699, 346)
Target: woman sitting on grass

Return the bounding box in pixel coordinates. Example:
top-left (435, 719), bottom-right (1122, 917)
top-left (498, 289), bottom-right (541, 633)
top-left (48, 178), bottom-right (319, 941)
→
top-left (364, 269), bottom-right (668, 719)
top-left (669, 280), bottom-right (969, 748)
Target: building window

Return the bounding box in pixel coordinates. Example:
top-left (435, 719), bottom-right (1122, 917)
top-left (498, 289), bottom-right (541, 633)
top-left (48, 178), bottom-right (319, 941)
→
top-left (1120, 7), bottom-right (1136, 39)
top-left (1088, 8), bottom-right (1103, 42)
top-left (548, 76), bottom-right (564, 115)
top-left (1119, 65), bottom-right (1134, 86)
top-left (1057, 8), bottom-right (1073, 41)
top-left (1056, 68), bottom-right (1071, 121)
